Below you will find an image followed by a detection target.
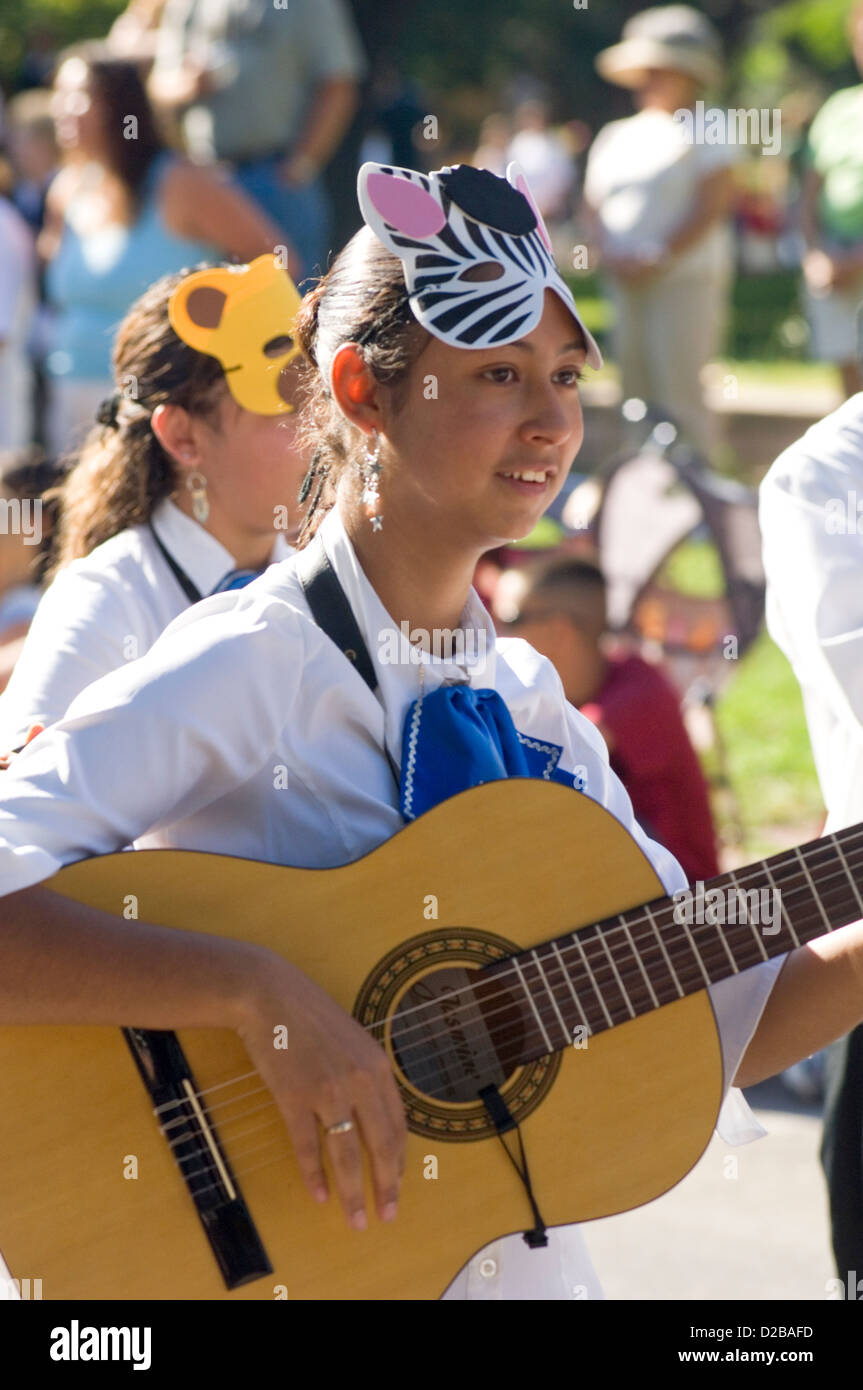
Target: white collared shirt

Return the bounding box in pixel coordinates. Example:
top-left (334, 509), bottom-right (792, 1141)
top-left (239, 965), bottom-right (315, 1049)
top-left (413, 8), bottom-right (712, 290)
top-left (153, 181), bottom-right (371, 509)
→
top-left (0, 499), bottom-right (294, 749)
top-left (0, 506), bottom-right (781, 1299)
top-left (760, 393), bottom-right (863, 833)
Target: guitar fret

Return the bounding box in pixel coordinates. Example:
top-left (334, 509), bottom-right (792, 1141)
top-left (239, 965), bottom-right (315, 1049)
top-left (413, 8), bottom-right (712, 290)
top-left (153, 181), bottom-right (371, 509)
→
top-left (727, 869), bottom-right (769, 962)
top-left (595, 929), bottom-right (636, 1019)
top-left (644, 904), bottom-right (684, 998)
top-left (549, 940), bottom-right (593, 1036)
top-left (619, 914), bottom-right (660, 1009)
top-left (700, 899), bottom-right (739, 974)
top-left (670, 906), bottom-right (713, 989)
top-left (793, 846), bottom-right (832, 934)
top-left (570, 931), bottom-right (615, 1029)
top-left (510, 956), bottom-right (553, 1052)
top-left (521, 820), bottom-right (863, 1061)
top-left (763, 858), bottom-right (800, 948)
top-left (530, 948), bottom-right (572, 1048)
top-left (831, 834), bottom-right (863, 922)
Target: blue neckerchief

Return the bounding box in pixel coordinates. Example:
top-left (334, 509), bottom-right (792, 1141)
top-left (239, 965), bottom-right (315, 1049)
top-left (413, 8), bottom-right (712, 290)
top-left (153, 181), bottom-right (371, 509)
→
top-left (399, 683), bottom-right (580, 821)
top-left (210, 568), bottom-right (263, 595)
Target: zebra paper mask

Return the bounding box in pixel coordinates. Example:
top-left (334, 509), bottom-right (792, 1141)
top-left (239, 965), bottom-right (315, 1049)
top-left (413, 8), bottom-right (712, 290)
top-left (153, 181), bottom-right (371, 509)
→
top-left (357, 161), bottom-right (602, 365)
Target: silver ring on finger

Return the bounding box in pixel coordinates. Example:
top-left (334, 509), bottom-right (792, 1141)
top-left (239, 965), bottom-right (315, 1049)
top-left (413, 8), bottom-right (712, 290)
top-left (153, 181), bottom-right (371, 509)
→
top-left (325, 1119), bottom-right (355, 1136)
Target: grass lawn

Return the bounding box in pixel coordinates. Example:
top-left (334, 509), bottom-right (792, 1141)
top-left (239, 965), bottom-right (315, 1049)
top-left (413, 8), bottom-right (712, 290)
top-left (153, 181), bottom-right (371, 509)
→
top-left (713, 631), bottom-right (823, 859)
top-left (658, 541), bottom-right (823, 860)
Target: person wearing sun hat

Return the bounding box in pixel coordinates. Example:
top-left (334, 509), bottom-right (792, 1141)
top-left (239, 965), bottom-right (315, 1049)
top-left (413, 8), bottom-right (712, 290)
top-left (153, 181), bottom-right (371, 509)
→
top-left (583, 5), bottom-right (739, 459)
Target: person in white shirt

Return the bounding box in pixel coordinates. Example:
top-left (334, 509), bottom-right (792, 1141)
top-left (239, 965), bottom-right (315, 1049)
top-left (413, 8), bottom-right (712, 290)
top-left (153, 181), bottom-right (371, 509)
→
top-left (584, 6), bottom-right (738, 458)
top-left (0, 254), bottom-right (309, 752)
top-left (0, 160), bottom-right (860, 1302)
top-left (0, 195), bottom-right (37, 450)
top-left (760, 390), bottom-right (863, 1278)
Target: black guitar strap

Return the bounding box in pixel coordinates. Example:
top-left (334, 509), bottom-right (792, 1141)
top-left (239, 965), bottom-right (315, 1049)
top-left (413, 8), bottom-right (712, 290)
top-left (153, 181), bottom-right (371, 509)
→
top-left (296, 534), bottom-right (402, 793)
top-left (295, 534), bottom-right (378, 694)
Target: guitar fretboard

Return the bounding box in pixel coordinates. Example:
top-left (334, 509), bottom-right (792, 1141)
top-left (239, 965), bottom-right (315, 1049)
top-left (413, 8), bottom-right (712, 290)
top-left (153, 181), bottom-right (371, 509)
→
top-left (487, 823), bottom-right (863, 1062)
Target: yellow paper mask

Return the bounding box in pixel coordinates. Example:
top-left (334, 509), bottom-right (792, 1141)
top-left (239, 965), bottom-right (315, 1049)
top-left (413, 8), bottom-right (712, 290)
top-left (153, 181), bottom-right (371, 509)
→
top-left (168, 254), bottom-right (303, 415)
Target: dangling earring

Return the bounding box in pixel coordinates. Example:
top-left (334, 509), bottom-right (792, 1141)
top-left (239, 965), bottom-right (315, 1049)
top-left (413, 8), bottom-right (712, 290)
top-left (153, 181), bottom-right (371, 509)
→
top-left (186, 470), bottom-right (209, 524)
top-left (358, 430), bottom-right (383, 531)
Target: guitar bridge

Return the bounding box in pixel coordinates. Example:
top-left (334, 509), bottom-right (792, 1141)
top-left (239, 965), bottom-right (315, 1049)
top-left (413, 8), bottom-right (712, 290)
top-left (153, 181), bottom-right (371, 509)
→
top-left (123, 1028), bottom-right (272, 1291)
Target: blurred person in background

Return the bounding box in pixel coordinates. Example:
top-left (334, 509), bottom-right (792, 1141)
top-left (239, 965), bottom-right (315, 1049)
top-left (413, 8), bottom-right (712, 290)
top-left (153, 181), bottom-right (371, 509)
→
top-left (0, 190), bottom-right (37, 450)
top-left (15, 27), bottom-right (58, 93)
top-left (6, 89), bottom-right (58, 238)
top-left (472, 113), bottom-right (511, 178)
top-left (0, 258), bottom-right (311, 753)
top-left (508, 555), bottom-right (720, 884)
top-left (800, 0), bottom-right (863, 401)
top-left (148, 0), bottom-right (366, 277)
top-left (41, 45), bottom-right (291, 458)
top-left (507, 100), bottom-right (574, 224)
top-left (759, 376), bottom-right (863, 1273)
top-left (583, 5), bottom-right (738, 459)
top-left (6, 90), bottom-right (60, 451)
top-left (106, 0), bottom-right (170, 67)
top-left (0, 452), bottom-right (61, 694)
top-left (360, 61), bottom-right (426, 172)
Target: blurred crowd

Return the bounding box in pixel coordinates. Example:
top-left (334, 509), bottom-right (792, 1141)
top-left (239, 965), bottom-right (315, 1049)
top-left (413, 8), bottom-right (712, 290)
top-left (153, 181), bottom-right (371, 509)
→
top-left (3, 3), bottom-right (863, 465)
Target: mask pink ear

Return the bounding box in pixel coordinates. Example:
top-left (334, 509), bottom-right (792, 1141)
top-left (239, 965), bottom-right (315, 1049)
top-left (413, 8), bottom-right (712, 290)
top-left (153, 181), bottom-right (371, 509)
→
top-left (507, 162), bottom-right (553, 253)
top-left (364, 170), bottom-right (446, 238)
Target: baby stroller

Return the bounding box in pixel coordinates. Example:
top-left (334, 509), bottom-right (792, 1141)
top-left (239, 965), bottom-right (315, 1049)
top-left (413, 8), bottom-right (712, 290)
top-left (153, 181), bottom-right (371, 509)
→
top-left (557, 401), bottom-right (766, 853)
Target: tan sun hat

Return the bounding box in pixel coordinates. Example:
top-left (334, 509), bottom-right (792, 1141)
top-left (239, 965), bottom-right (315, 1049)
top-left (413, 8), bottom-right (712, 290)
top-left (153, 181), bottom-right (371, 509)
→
top-left (596, 5), bottom-right (723, 90)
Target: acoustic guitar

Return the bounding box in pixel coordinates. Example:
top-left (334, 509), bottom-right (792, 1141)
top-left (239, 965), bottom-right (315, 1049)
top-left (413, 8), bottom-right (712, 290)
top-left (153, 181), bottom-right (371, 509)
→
top-left (0, 779), bottom-right (853, 1300)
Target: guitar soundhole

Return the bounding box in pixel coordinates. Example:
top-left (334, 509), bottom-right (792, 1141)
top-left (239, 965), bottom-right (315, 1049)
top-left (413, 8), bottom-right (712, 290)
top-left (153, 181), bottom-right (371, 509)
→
top-left (390, 966), bottom-right (525, 1104)
top-left (354, 928), bottom-right (561, 1141)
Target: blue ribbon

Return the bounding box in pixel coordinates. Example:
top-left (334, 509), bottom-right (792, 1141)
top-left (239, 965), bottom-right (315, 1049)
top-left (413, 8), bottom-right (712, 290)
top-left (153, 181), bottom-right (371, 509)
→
top-left (400, 684), bottom-right (578, 821)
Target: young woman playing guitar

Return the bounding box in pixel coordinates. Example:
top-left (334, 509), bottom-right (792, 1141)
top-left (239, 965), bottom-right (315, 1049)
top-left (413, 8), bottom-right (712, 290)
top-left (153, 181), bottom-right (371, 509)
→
top-left (0, 163), bottom-right (861, 1300)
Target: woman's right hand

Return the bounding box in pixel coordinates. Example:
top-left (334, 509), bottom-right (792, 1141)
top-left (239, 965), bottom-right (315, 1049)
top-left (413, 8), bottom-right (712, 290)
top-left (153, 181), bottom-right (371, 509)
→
top-left (233, 950), bottom-right (407, 1232)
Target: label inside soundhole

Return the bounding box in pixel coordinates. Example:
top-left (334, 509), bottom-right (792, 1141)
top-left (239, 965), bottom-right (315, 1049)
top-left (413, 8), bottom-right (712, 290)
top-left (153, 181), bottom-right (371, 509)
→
top-left (390, 966), bottom-right (524, 1103)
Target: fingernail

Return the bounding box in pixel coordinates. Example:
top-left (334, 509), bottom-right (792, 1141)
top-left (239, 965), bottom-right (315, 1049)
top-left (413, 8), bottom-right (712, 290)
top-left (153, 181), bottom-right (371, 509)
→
top-left (351, 1210), bottom-right (367, 1231)
top-left (313, 1186), bottom-right (328, 1203)
top-left (380, 1201), bottom-right (398, 1222)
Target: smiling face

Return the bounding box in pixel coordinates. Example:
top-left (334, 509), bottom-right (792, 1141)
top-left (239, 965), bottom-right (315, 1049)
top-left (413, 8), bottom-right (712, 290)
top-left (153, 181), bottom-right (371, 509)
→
top-left (370, 289), bottom-right (587, 553)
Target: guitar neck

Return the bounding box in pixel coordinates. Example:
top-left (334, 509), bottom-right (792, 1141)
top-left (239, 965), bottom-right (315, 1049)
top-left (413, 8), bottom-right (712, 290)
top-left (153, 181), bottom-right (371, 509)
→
top-left (504, 821), bottom-right (863, 1057)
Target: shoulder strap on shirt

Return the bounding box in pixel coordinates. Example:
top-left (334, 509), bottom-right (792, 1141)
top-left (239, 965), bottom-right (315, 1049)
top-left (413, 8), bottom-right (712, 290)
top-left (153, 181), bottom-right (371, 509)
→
top-left (295, 533), bottom-right (378, 695)
top-left (148, 521), bottom-right (204, 605)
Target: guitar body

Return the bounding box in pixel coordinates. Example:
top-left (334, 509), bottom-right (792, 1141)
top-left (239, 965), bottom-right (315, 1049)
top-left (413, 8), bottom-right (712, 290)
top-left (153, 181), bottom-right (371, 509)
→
top-left (0, 780), bottom-right (722, 1300)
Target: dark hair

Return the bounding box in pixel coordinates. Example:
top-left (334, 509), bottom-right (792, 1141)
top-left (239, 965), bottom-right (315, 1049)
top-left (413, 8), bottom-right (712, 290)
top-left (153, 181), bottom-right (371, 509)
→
top-left (521, 557), bottom-right (608, 638)
top-left (0, 449), bottom-right (65, 581)
top-left (293, 226), bottom-right (430, 546)
top-left (55, 43), bottom-right (163, 204)
top-left (48, 266), bottom-right (227, 572)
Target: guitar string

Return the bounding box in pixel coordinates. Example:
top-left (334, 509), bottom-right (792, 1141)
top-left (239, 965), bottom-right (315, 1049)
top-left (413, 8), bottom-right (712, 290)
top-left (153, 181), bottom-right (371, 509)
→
top-left (151, 844), bottom-right (863, 1136)
top-left (163, 828), bottom-right (863, 1082)
top-left (151, 839), bottom-right (863, 1124)
top-left (155, 861), bottom-right (861, 1195)
top-left (154, 858), bottom-right (862, 1178)
top-left (360, 842), bottom-right (861, 1053)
